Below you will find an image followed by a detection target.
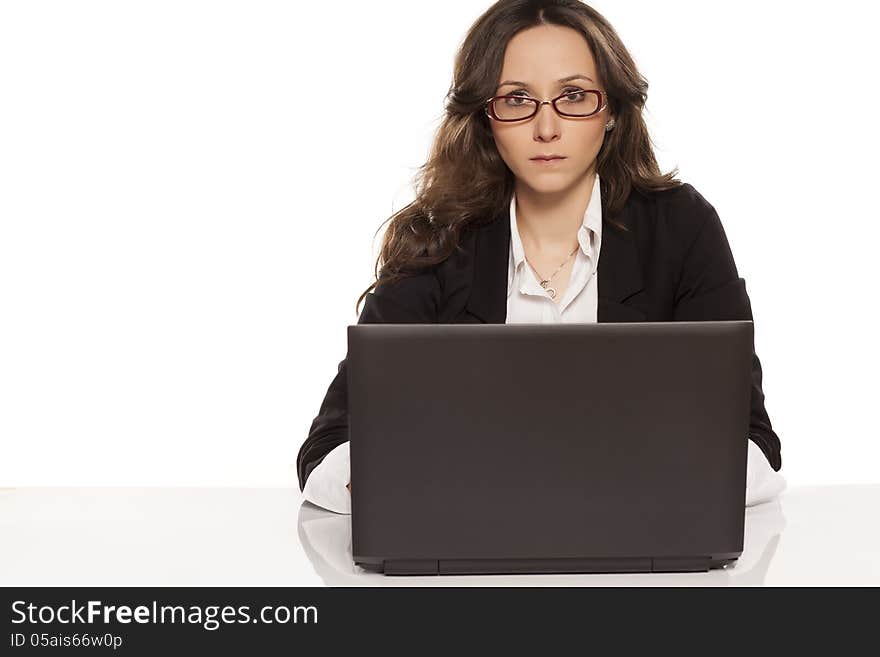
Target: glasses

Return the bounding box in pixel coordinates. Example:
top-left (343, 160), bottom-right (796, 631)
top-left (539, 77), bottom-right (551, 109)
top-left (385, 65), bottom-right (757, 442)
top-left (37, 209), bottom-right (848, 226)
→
top-left (485, 89), bottom-right (607, 122)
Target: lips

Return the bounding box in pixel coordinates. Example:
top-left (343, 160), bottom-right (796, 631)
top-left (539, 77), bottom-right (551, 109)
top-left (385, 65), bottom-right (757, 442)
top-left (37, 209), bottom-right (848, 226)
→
top-left (530, 156), bottom-right (566, 165)
top-left (531, 156), bottom-right (565, 161)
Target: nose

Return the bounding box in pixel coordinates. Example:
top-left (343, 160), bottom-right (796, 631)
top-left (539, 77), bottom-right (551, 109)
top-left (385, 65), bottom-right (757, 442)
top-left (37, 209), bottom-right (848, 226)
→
top-left (534, 102), bottom-right (561, 142)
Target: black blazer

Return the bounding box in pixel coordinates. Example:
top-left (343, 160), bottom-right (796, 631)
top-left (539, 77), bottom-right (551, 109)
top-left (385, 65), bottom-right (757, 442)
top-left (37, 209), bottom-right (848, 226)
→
top-left (296, 182), bottom-right (782, 491)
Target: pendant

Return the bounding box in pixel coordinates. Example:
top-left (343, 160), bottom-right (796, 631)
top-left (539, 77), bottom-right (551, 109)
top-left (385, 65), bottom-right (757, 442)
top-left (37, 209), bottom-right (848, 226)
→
top-left (540, 279), bottom-right (556, 298)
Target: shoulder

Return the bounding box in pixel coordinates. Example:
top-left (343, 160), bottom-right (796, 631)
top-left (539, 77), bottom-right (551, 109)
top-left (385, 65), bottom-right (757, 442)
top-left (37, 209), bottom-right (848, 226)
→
top-left (368, 264), bottom-right (443, 322)
top-left (631, 182), bottom-right (723, 249)
top-left (364, 223), bottom-right (483, 323)
top-left (650, 182), bottom-right (718, 220)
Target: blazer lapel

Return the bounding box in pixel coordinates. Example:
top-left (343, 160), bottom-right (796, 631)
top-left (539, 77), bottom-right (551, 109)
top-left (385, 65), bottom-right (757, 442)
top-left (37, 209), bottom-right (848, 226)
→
top-left (463, 210), bottom-right (509, 324)
top-left (596, 204), bottom-right (647, 322)
top-left (464, 190), bottom-right (646, 324)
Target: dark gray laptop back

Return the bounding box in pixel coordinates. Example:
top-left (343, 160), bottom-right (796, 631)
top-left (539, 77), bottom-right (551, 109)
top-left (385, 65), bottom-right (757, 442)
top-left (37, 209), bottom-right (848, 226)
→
top-left (347, 320), bottom-right (753, 575)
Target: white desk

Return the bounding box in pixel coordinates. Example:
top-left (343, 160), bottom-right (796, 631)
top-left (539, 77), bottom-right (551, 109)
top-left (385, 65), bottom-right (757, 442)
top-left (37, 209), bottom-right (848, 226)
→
top-left (1, 485), bottom-right (878, 586)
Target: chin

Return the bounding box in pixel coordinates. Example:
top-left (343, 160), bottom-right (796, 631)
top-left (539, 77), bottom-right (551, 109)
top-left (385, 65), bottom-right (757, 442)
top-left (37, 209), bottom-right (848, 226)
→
top-left (521, 175), bottom-right (573, 194)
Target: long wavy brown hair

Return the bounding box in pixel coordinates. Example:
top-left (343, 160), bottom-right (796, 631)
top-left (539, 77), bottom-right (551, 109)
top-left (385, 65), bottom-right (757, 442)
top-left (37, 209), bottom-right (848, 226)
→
top-left (354, 0), bottom-right (682, 316)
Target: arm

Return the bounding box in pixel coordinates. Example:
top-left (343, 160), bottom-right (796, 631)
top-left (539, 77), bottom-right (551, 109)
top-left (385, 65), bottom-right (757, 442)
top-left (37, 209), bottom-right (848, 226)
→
top-left (296, 267), bottom-right (444, 493)
top-left (671, 187), bottom-right (783, 472)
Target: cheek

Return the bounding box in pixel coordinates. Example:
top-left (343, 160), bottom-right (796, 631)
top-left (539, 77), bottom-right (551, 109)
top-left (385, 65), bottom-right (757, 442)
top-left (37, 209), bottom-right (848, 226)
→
top-left (490, 127), bottom-right (526, 170)
top-left (571, 124), bottom-right (607, 159)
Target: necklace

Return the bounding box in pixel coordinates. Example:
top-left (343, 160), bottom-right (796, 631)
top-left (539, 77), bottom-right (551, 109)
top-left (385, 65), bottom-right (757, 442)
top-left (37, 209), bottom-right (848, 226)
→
top-left (525, 244), bottom-right (579, 299)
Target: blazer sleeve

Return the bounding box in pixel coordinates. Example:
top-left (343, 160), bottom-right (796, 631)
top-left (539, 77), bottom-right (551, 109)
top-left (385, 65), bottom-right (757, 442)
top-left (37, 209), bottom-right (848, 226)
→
top-left (671, 191), bottom-right (783, 472)
top-left (296, 267), bottom-right (443, 492)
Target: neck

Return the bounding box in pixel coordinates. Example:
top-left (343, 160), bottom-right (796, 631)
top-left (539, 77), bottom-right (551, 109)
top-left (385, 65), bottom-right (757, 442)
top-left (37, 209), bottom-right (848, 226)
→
top-left (514, 170), bottom-right (596, 257)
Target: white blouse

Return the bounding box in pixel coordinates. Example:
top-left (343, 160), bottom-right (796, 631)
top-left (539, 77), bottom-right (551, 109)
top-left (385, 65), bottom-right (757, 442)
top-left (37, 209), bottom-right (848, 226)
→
top-left (303, 174), bottom-right (787, 513)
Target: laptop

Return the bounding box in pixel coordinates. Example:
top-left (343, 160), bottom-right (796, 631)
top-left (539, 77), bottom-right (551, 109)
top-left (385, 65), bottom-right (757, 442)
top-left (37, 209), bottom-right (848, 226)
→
top-left (346, 320), bottom-right (753, 575)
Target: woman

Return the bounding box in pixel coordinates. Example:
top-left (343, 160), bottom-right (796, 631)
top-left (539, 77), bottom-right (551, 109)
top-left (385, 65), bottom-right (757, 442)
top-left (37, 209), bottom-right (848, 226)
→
top-left (297, 0), bottom-right (785, 514)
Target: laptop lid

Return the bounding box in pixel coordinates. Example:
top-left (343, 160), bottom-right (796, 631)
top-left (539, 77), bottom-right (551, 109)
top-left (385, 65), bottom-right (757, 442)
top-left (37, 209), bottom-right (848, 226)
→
top-left (347, 320), bottom-right (753, 575)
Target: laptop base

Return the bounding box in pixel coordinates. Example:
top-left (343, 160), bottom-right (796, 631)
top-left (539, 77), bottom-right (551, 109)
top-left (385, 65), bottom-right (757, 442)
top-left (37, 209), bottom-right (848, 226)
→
top-left (356, 555), bottom-right (740, 575)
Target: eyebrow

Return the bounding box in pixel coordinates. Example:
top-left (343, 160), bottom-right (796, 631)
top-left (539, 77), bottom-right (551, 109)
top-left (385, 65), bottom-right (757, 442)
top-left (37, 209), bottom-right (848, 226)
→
top-left (497, 74), bottom-right (594, 90)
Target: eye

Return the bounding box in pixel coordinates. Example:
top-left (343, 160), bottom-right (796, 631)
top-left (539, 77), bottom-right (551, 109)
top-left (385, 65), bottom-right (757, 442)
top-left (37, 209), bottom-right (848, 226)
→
top-left (504, 94), bottom-right (531, 107)
top-left (559, 87), bottom-right (588, 103)
top-left (501, 89), bottom-right (533, 107)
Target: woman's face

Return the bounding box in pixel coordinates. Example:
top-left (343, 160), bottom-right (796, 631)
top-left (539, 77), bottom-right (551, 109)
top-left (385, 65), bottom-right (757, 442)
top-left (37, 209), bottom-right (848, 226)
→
top-left (489, 24), bottom-right (612, 195)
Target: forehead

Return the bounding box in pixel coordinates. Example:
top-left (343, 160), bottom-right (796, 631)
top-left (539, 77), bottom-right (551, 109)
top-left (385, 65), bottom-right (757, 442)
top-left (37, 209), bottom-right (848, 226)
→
top-left (499, 24), bottom-right (597, 83)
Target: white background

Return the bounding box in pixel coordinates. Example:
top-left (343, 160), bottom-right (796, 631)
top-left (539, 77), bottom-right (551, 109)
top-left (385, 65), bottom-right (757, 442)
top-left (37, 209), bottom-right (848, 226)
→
top-left (1, 0), bottom-right (877, 487)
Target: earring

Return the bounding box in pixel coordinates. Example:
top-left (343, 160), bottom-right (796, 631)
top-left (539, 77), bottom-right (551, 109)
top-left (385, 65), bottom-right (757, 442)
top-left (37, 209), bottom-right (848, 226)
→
top-left (605, 119), bottom-right (615, 132)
